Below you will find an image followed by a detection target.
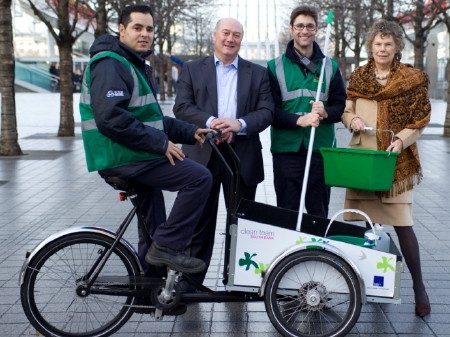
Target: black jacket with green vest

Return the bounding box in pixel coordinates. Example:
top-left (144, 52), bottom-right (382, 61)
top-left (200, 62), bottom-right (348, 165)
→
top-left (79, 34), bottom-right (198, 172)
top-left (268, 40), bottom-right (346, 153)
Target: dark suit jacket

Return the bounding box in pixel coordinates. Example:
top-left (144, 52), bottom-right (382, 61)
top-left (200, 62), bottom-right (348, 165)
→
top-left (173, 55), bottom-right (274, 186)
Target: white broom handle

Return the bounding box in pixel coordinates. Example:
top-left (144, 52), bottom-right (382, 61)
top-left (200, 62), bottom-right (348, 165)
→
top-left (297, 11), bottom-right (334, 231)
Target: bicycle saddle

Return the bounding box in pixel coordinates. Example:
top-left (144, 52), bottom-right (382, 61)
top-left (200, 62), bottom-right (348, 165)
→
top-left (104, 176), bottom-right (134, 192)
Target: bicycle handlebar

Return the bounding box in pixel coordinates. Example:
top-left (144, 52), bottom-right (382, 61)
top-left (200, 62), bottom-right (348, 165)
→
top-left (206, 129), bottom-right (223, 145)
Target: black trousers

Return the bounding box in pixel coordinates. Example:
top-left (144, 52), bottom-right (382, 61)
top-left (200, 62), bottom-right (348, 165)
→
top-left (135, 187), bottom-right (166, 276)
top-left (100, 158), bottom-right (212, 275)
top-left (273, 146), bottom-right (330, 218)
top-left (187, 146), bottom-right (257, 284)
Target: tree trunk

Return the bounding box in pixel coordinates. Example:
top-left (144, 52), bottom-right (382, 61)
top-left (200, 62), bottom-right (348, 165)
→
top-left (149, 52), bottom-right (158, 91)
top-left (94, 0), bottom-right (107, 38)
top-left (166, 58), bottom-right (174, 97)
top-left (158, 59), bottom-right (166, 101)
top-left (353, 2), bottom-right (361, 68)
top-left (386, 0), bottom-right (394, 18)
top-left (0, 0), bottom-right (22, 155)
top-left (413, 37), bottom-right (425, 70)
top-left (157, 41), bottom-right (166, 101)
top-left (445, 44), bottom-right (450, 137)
top-left (57, 44), bottom-right (75, 137)
top-left (166, 31), bottom-right (173, 97)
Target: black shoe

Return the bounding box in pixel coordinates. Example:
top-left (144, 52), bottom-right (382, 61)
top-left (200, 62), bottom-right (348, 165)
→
top-left (145, 242), bottom-right (206, 274)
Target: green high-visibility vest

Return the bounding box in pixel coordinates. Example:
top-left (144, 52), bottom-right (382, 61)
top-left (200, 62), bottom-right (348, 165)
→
top-left (268, 54), bottom-right (338, 153)
top-left (79, 51), bottom-right (164, 172)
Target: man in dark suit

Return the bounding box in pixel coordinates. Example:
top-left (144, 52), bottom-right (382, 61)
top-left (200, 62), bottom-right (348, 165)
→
top-left (174, 17), bottom-right (274, 288)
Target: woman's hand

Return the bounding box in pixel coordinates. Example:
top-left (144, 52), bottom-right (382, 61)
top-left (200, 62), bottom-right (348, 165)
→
top-left (350, 116), bottom-right (365, 131)
top-left (386, 137), bottom-right (403, 153)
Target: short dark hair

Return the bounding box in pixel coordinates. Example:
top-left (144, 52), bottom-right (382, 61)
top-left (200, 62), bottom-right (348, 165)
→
top-left (119, 5), bottom-right (153, 28)
top-left (290, 5), bottom-right (318, 26)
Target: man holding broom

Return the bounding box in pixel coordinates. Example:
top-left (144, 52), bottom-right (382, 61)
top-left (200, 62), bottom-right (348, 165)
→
top-left (267, 5), bottom-right (346, 218)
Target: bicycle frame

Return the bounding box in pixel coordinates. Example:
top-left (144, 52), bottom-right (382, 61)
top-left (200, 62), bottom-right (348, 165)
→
top-left (18, 133), bottom-right (262, 302)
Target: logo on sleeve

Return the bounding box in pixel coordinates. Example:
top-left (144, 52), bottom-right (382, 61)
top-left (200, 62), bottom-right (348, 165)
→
top-left (106, 90), bottom-right (124, 98)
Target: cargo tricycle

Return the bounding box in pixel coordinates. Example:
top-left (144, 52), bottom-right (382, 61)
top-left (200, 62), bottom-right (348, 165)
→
top-left (19, 130), bottom-right (403, 337)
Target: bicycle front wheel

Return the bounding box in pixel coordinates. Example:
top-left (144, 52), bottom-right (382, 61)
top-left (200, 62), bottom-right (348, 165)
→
top-left (21, 232), bottom-right (140, 337)
top-left (264, 250), bottom-right (362, 337)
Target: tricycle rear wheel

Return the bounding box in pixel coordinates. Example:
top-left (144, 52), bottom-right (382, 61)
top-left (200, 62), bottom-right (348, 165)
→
top-left (21, 233), bottom-right (140, 337)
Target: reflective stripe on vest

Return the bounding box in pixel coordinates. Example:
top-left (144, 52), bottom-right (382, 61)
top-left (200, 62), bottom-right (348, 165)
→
top-left (80, 118), bottom-right (163, 132)
top-left (274, 55), bottom-right (332, 106)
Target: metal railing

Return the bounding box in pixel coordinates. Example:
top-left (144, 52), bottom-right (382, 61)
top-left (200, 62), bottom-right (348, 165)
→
top-left (15, 61), bottom-right (58, 92)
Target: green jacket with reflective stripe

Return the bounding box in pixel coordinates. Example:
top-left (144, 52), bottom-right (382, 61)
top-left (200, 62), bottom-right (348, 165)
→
top-left (268, 53), bottom-right (338, 153)
top-left (80, 51), bottom-right (164, 172)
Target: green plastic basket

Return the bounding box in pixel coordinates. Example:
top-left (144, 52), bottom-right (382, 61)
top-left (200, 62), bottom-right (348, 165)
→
top-left (319, 147), bottom-right (399, 191)
top-left (327, 235), bottom-right (374, 248)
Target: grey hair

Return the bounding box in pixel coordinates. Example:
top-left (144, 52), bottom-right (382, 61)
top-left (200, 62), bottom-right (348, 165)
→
top-left (366, 20), bottom-right (405, 60)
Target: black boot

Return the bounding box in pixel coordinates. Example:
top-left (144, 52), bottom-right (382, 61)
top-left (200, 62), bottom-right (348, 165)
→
top-left (145, 242), bottom-right (206, 274)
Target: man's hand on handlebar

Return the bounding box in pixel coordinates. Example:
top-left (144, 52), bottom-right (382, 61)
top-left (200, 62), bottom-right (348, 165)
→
top-left (211, 117), bottom-right (241, 133)
top-left (194, 128), bottom-right (212, 145)
top-left (210, 117), bottom-right (241, 143)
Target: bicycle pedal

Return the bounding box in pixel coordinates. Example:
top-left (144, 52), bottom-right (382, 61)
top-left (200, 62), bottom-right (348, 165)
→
top-left (154, 308), bottom-right (164, 320)
top-left (134, 303), bottom-right (187, 316)
top-left (160, 304), bottom-right (187, 316)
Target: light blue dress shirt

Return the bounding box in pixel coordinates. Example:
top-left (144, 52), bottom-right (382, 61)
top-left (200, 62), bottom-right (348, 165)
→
top-left (206, 54), bottom-right (247, 134)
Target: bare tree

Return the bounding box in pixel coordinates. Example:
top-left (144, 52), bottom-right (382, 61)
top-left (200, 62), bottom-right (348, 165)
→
top-left (179, 5), bottom-right (215, 57)
top-left (95, 0), bottom-right (137, 37)
top-left (165, 1), bottom-right (213, 97)
top-left (152, 0), bottom-right (175, 101)
top-left (0, 0), bottom-right (22, 155)
top-left (166, 32), bottom-right (175, 97)
top-left (26, 0), bottom-right (95, 137)
top-left (394, 0), bottom-right (440, 70)
top-left (152, 0), bottom-right (207, 101)
top-left (280, 0), bottom-right (379, 81)
top-left (330, 3), bottom-right (348, 75)
top-left (93, 0), bottom-right (108, 38)
top-left (350, 0), bottom-right (383, 67)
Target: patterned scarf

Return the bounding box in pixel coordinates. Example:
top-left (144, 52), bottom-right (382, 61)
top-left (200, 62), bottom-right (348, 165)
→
top-left (347, 59), bottom-right (431, 197)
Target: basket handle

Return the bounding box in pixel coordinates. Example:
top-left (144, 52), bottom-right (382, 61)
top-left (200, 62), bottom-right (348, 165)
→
top-left (363, 127), bottom-right (395, 145)
top-left (324, 208), bottom-right (376, 238)
top-left (334, 127), bottom-right (395, 156)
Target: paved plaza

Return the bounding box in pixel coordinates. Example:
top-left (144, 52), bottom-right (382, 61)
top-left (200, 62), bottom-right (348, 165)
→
top-left (0, 93), bottom-right (449, 336)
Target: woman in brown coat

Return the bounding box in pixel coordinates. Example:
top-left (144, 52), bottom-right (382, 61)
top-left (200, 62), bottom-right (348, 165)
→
top-left (341, 20), bottom-right (431, 317)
